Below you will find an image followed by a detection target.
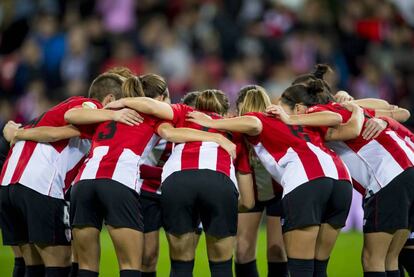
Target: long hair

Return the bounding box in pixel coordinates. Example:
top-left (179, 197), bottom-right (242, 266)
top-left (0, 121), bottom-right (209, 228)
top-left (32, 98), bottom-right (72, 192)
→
top-left (236, 85), bottom-right (271, 115)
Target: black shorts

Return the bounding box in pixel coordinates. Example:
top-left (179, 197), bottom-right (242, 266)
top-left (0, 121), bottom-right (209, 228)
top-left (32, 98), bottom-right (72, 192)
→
top-left (363, 168), bottom-right (414, 233)
top-left (0, 184), bottom-right (71, 246)
top-left (240, 193), bottom-right (283, 217)
top-left (140, 191), bottom-right (162, 233)
top-left (71, 179), bottom-right (143, 232)
top-left (281, 178), bottom-right (352, 233)
top-left (161, 169), bottom-right (238, 238)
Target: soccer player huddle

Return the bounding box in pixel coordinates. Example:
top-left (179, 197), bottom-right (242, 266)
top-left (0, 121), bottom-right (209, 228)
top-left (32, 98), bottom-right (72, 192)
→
top-left (0, 64), bottom-right (413, 277)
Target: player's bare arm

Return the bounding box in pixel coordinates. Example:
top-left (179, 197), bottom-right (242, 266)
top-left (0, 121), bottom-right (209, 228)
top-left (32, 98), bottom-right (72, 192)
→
top-left (157, 122), bottom-right (236, 159)
top-left (187, 112), bottom-right (262, 136)
top-left (324, 102), bottom-right (364, 141)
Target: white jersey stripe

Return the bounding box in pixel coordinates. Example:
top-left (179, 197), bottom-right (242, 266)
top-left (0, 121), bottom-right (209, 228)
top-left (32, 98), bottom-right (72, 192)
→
top-left (20, 144), bottom-right (59, 197)
top-left (1, 141), bottom-right (25, 186)
top-left (112, 149), bottom-right (141, 190)
top-left (80, 146), bottom-right (109, 180)
top-left (135, 134), bottom-right (159, 192)
top-left (252, 143), bottom-right (290, 194)
top-left (161, 144), bottom-right (183, 183)
top-left (278, 148), bottom-right (309, 197)
top-left (307, 142), bottom-right (339, 180)
top-left (358, 140), bottom-right (404, 191)
top-left (405, 137), bottom-right (414, 149)
top-left (229, 162), bottom-right (238, 191)
top-left (162, 141), bottom-right (237, 188)
top-left (387, 131), bottom-right (414, 165)
top-left (199, 142), bottom-right (218, 171)
top-left (328, 141), bottom-right (381, 196)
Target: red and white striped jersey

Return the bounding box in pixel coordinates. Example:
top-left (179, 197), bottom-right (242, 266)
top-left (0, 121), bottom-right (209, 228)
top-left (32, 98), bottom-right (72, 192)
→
top-left (140, 139), bottom-right (173, 194)
top-left (74, 114), bottom-right (159, 192)
top-left (244, 112), bottom-right (351, 197)
top-left (309, 102), bottom-right (414, 196)
top-left (0, 96), bottom-right (101, 199)
top-left (249, 154), bottom-right (283, 202)
top-left (380, 116), bottom-right (414, 149)
top-left (160, 104), bottom-right (240, 187)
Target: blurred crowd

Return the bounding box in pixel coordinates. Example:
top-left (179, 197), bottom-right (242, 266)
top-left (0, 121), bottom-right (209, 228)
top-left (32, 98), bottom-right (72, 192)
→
top-left (1, 0), bottom-right (414, 128)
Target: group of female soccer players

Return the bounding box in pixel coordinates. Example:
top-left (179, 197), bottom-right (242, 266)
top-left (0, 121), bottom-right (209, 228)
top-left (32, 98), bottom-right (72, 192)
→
top-left (0, 64), bottom-right (414, 277)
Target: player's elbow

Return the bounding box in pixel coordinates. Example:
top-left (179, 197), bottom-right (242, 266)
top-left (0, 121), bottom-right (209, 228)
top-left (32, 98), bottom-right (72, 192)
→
top-left (397, 109), bottom-right (410, 122)
top-left (158, 126), bottom-right (174, 142)
top-left (64, 110), bottom-right (76, 124)
top-left (245, 117), bottom-right (263, 136)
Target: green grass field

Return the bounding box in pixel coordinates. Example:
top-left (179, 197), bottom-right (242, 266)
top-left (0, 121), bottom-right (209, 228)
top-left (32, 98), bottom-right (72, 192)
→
top-left (0, 229), bottom-right (365, 276)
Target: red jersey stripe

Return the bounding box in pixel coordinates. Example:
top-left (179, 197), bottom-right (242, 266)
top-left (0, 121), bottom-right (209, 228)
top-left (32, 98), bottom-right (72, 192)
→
top-left (10, 142), bottom-right (37, 183)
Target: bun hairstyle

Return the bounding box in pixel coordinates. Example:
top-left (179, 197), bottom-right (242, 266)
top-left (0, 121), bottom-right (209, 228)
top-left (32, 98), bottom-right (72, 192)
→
top-left (281, 80), bottom-right (332, 110)
top-left (312, 64), bottom-right (331, 80)
top-left (195, 89), bottom-right (229, 115)
top-left (292, 64), bottom-right (333, 95)
top-left (236, 85), bottom-right (271, 115)
top-left (307, 79), bottom-right (325, 95)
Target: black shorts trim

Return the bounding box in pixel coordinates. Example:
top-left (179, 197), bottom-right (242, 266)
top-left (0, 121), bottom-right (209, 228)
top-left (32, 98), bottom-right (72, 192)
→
top-left (161, 169), bottom-right (238, 238)
top-left (71, 179), bottom-right (143, 232)
top-left (240, 193), bottom-right (283, 217)
top-left (281, 178), bottom-right (352, 233)
top-left (0, 184), bottom-right (71, 246)
top-left (363, 168), bottom-right (414, 233)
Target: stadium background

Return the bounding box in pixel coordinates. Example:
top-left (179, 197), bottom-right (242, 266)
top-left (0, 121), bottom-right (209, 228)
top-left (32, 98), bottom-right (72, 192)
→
top-left (0, 0), bottom-right (413, 276)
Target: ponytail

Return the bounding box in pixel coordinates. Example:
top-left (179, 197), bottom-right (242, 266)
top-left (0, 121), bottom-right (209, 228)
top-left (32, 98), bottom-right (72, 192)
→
top-left (281, 81), bottom-right (334, 109)
top-left (312, 64), bottom-right (332, 80)
top-left (195, 89), bottom-right (229, 115)
top-left (122, 76), bottom-right (145, 98)
top-left (237, 85), bottom-right (271, 115)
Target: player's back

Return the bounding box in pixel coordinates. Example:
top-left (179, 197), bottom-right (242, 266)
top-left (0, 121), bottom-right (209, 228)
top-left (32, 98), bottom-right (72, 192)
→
top-left (76, 115), bottom-right (160, 192)
top-left (0, 96), bottom-right (101, 199)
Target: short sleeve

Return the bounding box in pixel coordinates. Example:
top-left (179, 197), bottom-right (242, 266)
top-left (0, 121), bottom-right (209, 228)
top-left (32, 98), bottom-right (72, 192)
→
top-left (243, 112), bottom-right (262, 145)
top-left (307, 105), bottom-right (328, 114)
top-left (364, 108), bottom-right (376, 117)
top-left (68, 98), bottom-right (103, 139)
top-left (68, 99), bottom-right (103, 110)
top-left (380, 116), bottom-right (414, 140)
top-left (154, 120), bottom-right (173, 136)
top-left (170, 103), bottom-right (193, 127)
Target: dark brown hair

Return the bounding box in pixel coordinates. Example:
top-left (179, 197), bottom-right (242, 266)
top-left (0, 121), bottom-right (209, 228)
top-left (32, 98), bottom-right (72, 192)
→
top-left (181, 91), bottom-right (200, 107)
top-left (292, 64), bottom-right (333, 94)
top-left (280, 79), bottom-right (332, 109)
